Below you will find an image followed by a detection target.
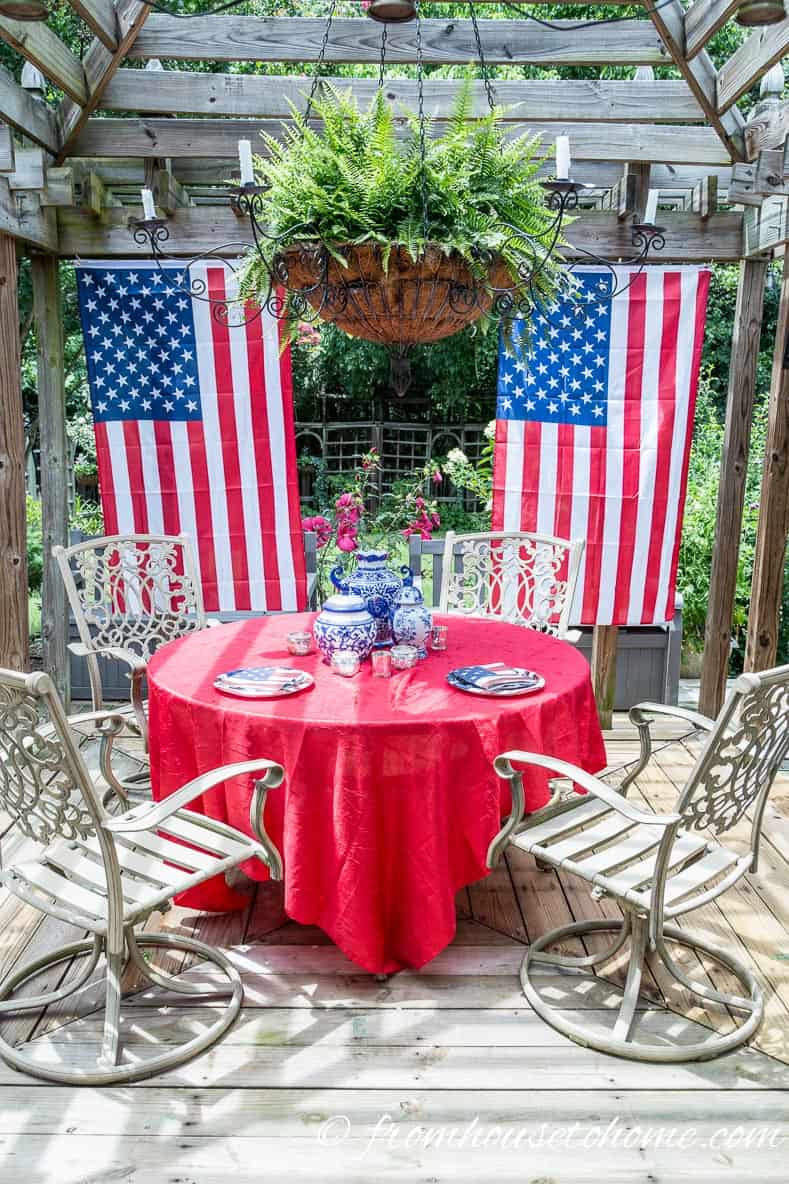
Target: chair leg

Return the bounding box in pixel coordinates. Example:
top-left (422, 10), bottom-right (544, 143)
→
top-left (521, 917), bottom-right (764, 1063)
top-left (0, 928), bottom-right (243, 1086)
top-left (99, 951), bottom-right (123, 1068)
top-left (612, 914), bottom-right (647, 1043)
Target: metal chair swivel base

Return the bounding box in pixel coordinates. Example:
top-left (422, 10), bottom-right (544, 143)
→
top-left (520, 914), bottom-right (763, 1063)
top-left (0, 929), bottom-right (243, 1086)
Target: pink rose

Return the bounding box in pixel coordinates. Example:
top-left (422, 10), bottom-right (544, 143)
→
top-left (432, 471), bottom-right (442, 484)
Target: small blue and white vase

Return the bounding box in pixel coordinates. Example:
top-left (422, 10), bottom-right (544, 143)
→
top-left (392, 567), bottom-right (433, 659)
top-left (313, 568), bottom-right (377, 665)
top-left (346, 549), bottom-right (403, 648)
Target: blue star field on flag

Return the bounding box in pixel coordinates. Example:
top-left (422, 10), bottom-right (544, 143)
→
top-left (77, 266), bottom-right (202, 423)
top-left (496, 273), bottom-right (613, 428)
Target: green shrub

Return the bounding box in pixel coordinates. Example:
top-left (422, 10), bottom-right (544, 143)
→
top-left (26, 496), bottom-right (43, 592)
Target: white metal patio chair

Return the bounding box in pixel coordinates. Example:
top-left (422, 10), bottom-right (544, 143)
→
top-left (53, 533), bottom-right (212, 761)
top-left (488, 663), bottom-right (789, 1062)
top-left (438, 530), bottom-right (584, 640)
top-left (0, 667), bottom-right (284, 1085)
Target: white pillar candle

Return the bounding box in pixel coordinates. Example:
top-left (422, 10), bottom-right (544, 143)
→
top-left (140, 188), bottom-right (156, 220)
top-left (644, 189), bottom-right (659, 224)
top-left (555, 135), bottom-right (571, 180)
top-left (238, 139), bottom-right (254, 185)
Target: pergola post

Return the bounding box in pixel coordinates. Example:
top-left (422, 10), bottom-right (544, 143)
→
top-left (31, 252), bottom-right (70, 705)
top-left (699, 257), bottom-right (768, 716)
top-left (744, 256), bottom-right (789, 672)
top-left (0, 231), bottom-right (28, 671)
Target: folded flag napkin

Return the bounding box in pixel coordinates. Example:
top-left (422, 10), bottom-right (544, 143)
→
top-left (214, 666), bottom-right (308, 694)
top-left (449, 663), bottom-right (541, 692)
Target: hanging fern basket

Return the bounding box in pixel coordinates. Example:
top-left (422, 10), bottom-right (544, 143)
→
top-left (277, 242), bottom-right (514, 346)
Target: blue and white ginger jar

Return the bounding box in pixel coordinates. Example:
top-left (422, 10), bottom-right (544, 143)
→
top-left (392, 567), bottom-right (433, 659)
top-left (313, 568), bottom-right (377, 665)
top-left (346, 549), bottom-right (403, 648)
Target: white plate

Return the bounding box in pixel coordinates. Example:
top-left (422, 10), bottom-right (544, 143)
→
top-left (213, 666), bottom-right (314, 699)
top-left (446, 668), bottom-right (545, 698)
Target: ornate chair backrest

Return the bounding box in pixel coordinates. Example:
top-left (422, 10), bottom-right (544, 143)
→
top-left (0, 669), bottom-right (105, 849)
top-left (54, 534), bottom-right (206, 661)
top-left (677, 665), bottom-right (789, 855)
top-left (438, 530), bottom-right (583, 638)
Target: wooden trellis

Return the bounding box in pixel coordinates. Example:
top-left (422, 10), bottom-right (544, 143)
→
top-left (0, 1), bottom-right (787, 724)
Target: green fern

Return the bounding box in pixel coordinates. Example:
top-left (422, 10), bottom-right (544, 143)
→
top-left (237, 79), bottom-right (565, 334)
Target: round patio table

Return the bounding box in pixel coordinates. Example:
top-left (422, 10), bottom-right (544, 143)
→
top-left (147, 612), bottom-right (607, 974)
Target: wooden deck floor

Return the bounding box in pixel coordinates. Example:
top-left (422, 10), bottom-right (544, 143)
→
top-left (1, 715), bottom-right (789, 1182)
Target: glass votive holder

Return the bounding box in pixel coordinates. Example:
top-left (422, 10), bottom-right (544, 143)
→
top-left (331, 648), bottom-right (361, 677)
top-left (391, 644), bottom-right (419, 671)
top-left (371, 649), bottom-right (392, 678)
top-left (287, 630), bottom-right (313, 656)
top-left (430, 624), bottom-right (448, 651)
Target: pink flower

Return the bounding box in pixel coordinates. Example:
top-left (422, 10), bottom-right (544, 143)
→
top-left (302, 514), bottom-right (332, 549)
top-left (432, 471), bottom-right (442, 484)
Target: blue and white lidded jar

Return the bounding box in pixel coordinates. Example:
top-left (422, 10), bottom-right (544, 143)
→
top-left (346, 549), bottom-right (403, 648)
top-left (313, 567), bottom-right (377, 665)
top-left (392, 567), bottom-right (433, 659)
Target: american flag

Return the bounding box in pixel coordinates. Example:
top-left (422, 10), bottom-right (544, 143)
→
top-left (76, 261), bottom-right (307, 614)
top-left (493, 266), bottom-right (710, 626)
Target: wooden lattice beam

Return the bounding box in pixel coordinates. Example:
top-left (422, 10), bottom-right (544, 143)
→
top-left (98, 71), bottom-right (705, 124)
top-left (0, 64), bottom-right (59, 154)
top-left (57, 0), bottom-right (151, 164)
top-left (67, 0), bottom-right (119, 51)
top-left (70, 117), bottom-right (731, 166)
top-left (0, 16), bottom-right (87, 105)
top-left (129, 15), bottom-right (668, 66)
top-left (685, 0), bottom-right (741, 59)
top-left (641, 0), bottom-right (746, 161)
top-left (56, 206), bottom-right (743, 260)
top-left (717, 19), bottom-right (789, 114)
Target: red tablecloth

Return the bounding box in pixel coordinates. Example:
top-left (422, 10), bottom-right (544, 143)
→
top-left (147, 613), bottom-right (606, 973)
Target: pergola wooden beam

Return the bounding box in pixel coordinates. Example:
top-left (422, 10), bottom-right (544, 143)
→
top-left (717, 19), bottom-right (789, 114)
top-left (130, 15), bottom-right (669, 66)
top-left (57, 0), bottom-right (151, 163)
top-left (0, 65), bottom-right (60, 155)
top-left (56, 205), bottom-right (743, 260)
top-left (744, 257), bottom-right (789, 672)
top-left (684, 0), bottom-right (741, 60)
top-left (99, 71), bottom-right (706, 124)
top-left (641, 0), bottom-right (745, 161)
top-left (68, 0), bottom-right (120, 51)
top-left (0, 16), bottom-right (87, 106)
top-left (0, 176), bottom-right (57, 249)
top-left (70, 118), bottom-right (732, 166)
top-left (0, 233), bottom-right (28, 671)
top-left (699, 257), bottom-right (768, 717)
top-left (31, 253), bottom-right (69, 704)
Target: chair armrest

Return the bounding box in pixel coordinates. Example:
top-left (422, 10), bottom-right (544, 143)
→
top-left (101, 758), bottom-right (284, 834)
top-left (629, 702), bottom-right (715, 733)
top-left (68, 641), bottom-right (148, 677)
top-left (619, 701), bottom-right (716, 794)
top-left (64, 709), bottom-right (127, 734)
top-left (487, 750), bottom-right (680, 868)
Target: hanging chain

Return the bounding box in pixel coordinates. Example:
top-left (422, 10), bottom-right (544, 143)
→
top-left (377, 24), bottom-right (389, 90)
top-left (304, 0), bottom-right (337, 125)
top-left (468, 0), bottom-right (496, 113)
top-left (415, 4), bottom-right (429, 240)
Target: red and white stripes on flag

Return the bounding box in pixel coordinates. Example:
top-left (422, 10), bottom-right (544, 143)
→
top-left (492, 266), bottom-right (710, 626)
top-left (77, 260), bottom-right (307, 614)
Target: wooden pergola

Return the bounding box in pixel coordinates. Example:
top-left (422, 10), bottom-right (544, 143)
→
top-left (0, 1), bottom-right (787, 722)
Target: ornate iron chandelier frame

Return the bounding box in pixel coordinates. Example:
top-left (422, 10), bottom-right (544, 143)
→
top-left (128, 0), bottom-right (667, 336)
